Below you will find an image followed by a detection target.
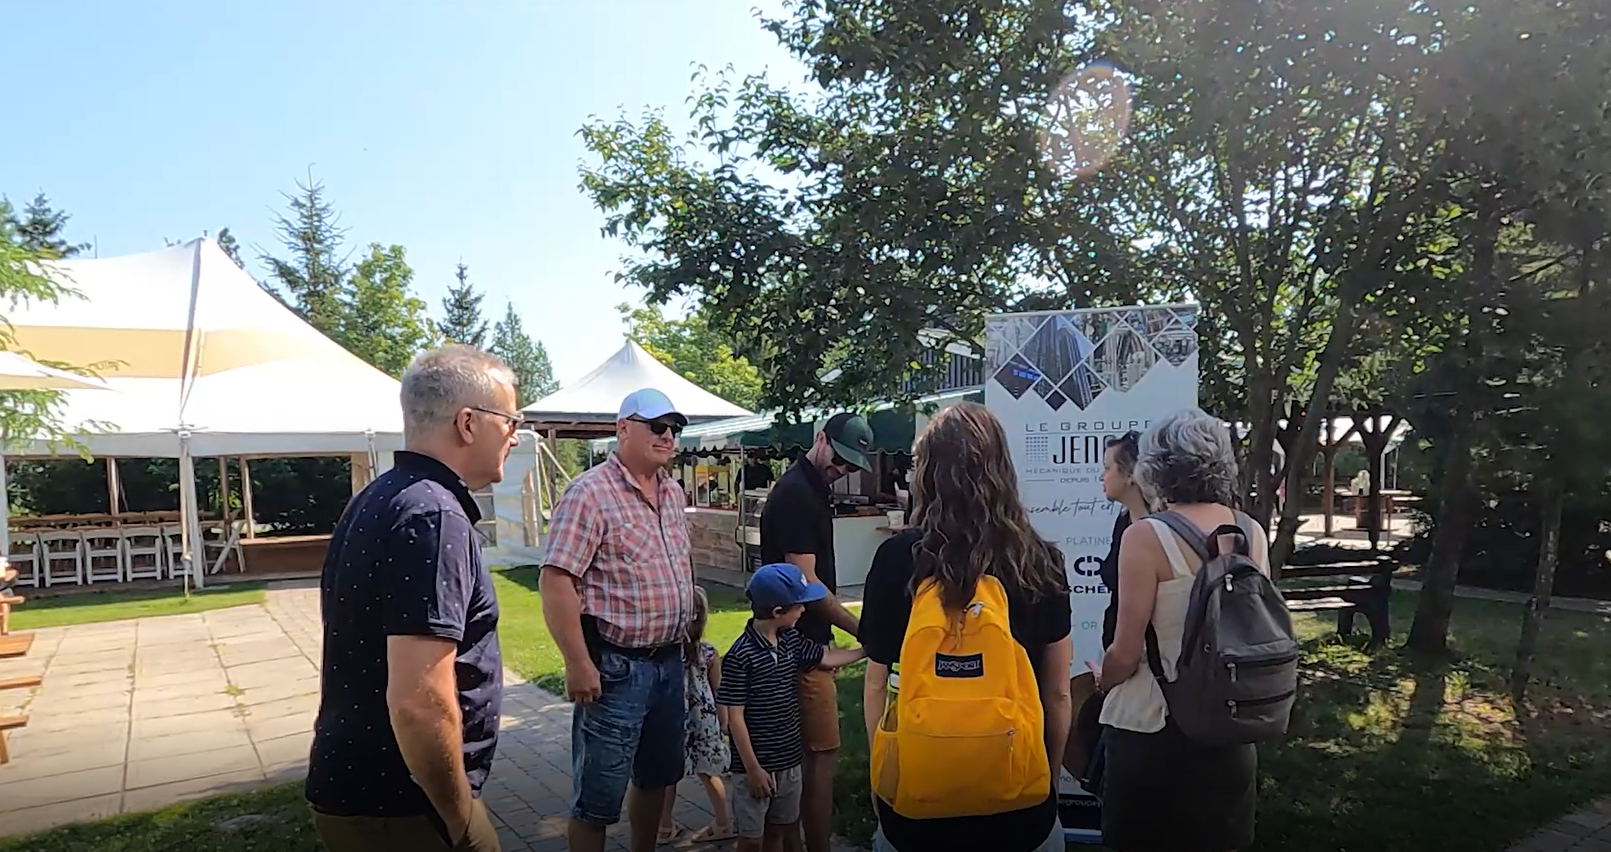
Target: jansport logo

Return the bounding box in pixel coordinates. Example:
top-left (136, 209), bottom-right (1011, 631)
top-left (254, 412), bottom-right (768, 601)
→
top-left (934, 652), bottom-right (985, 678)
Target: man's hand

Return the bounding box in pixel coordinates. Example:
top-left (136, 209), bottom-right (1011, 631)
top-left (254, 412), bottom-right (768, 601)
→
top-left (746, 770), bottom-right (777, 799)
top-left (566, 658), bottom-right (602, 704)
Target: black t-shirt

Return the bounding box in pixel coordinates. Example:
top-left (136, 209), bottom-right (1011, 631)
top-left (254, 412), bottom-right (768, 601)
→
top-left (1100, 510), bottom-right (1132, 650)
top-left (716, 621), bottom-right (826, 774)
top-left (759, 460), bottom-right (836, 645)
top-left (860, 529), bottom-right (1073, 852)
top-left (306, 451), bottom-right (502, 817)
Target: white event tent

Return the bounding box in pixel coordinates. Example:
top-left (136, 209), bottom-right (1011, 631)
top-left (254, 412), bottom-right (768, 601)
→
top-left (4, 237), bottom-right (404, 586)
top-left (522, 340), bottom-right (752, 438)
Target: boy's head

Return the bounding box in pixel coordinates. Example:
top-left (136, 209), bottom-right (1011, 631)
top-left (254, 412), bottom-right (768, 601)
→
top-left (747, 562), bottom-right (827, 628)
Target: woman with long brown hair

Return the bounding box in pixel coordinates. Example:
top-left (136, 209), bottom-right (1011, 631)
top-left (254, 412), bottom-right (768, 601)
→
top-left (859, 402), bottom-right (1074, 852)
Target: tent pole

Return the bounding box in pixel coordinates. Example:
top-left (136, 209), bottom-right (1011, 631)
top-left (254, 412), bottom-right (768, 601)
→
top-left (179, 432), bottom-right (205, 591)
top-left (0, 452), bottom-right (9, 560)
top-left (238, 457), bottom-right (256, 540)
top-left (217, 457), bottom-right (232, 530)
top-left (106, 457), bottom-right (122, 515)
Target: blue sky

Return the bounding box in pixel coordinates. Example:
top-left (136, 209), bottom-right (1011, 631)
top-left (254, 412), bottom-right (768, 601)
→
top-left (1, 0), bottom-right (802, 381)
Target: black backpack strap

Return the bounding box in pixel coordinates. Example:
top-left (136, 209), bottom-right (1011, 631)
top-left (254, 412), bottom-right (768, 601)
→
top-left (1144, 623), bottom-right (1165, 681)
top-left (1149, 510), bottom-right (1212, 562)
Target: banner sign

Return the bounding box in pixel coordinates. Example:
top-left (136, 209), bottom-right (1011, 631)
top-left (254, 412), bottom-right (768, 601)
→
top-left (984, 304), bottom-right (1200, 842)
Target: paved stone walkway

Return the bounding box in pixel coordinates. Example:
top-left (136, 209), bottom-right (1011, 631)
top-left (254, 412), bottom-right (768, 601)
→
top-left (0, 583), bottom-right (860, 852)
top-left (1509, 798), bottom-right (1611, 852)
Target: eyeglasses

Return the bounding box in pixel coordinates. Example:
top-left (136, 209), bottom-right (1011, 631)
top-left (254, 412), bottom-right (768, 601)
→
top-left (629, 416), bottom-right (685, 437)
top-left (470, 407), bottom-right (522, 430)
top-left (831, 453), bottom-right (862, 473)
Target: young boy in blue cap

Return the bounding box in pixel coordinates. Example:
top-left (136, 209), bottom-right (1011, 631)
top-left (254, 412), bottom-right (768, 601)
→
top-left (716, 563), bottom-right (865, 852)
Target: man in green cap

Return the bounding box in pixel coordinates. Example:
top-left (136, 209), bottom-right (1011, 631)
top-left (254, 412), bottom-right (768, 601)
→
top-left (758, 412), bottom-right (873, 852)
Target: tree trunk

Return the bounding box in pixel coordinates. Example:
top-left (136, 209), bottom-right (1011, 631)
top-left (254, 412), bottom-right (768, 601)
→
top-left (1406, 421), bottom-right (1478, 655)
top-left (1511, 480), bottom-right (1564, 703)
top-left (1270, 298), bottom-right (1359, 570)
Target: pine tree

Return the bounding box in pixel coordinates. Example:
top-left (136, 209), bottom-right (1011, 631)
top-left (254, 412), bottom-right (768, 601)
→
top-left (439, 262), bottom-right (489, 348)
top-left (262, 175), bottom-right (349, 336)
top-left (13, 193), bottom-right (88, 259)
top-left (490, 301), bottom-right (556, 406)
top-left (216, 227), bottom-right (245, 269)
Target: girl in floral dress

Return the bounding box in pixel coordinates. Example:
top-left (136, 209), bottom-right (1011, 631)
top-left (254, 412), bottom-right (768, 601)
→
top-left (658, 586), bottom-right (735, 843)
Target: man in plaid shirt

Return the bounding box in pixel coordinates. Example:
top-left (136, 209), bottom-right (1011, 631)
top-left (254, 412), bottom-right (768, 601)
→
top-left (539, 388), bottom-right (696, 852)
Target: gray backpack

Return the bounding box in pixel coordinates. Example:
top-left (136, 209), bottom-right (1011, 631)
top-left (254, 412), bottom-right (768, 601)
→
top-left (1144, 510), bottom-right (1298, 746)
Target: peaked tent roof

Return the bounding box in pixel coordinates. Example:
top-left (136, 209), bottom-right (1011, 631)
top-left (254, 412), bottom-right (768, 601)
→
top-left (5, 238), bottom-right (403, 458)
top-left (523, 341), bottom-right (752, 437)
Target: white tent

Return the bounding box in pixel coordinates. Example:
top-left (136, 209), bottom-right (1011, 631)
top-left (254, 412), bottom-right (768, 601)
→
top-left (523, 340), bottom-right (752, 437)
top-left (4, 238), bottom-right (404, 586)
top-left (7, 238), bottom-right (403, 457)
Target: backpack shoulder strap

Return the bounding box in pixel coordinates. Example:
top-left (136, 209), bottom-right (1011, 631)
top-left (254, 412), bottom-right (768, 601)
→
top-left (1149, 510), bottom-right (1212, 563)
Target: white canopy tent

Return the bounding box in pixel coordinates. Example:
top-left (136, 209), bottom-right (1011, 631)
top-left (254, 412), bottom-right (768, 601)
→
top-left (4, 238), bottom-right (405, 586)
top-left (522, 340), bottom-right (752, 438)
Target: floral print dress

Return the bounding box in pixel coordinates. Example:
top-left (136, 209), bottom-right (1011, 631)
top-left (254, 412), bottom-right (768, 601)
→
top-left (684, 640), bottom-right (730, 776)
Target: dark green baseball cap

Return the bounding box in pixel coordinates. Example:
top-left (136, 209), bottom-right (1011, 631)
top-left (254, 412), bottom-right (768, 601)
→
top-left (823, 412), bottom-right (874, 471)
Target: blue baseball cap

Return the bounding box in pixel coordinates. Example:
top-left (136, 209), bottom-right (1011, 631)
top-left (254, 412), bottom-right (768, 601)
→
top-left (747, 563), bottom-right (827, 611)
top-left (617, 388), bottom-right (687, 426)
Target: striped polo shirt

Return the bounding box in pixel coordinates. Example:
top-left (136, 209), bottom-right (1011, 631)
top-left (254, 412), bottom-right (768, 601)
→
top-left (715, 621), bottom-right (825, 774)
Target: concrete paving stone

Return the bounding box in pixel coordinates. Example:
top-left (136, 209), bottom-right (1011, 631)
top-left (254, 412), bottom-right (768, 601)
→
top-left (0, 763), bottom-right (124, 810)
top-left (7, 719), bottom-right (128, 752)
top-left (128, 726), bottom-right (254, 763)
top-left (235, 677), bottom-right (319, 708)
top-left (0, 792), bottom-right (122, 837)
top-left (138, 678), bottom-right (237, 702)
top-left (55, 641), bottom-right (137, 658)
top-left (49, 657), bottom-right (135, 677)
top-left (1564, 809), bottom-right (1611, 833)
top-left (1516, 829), bottom-right (1582, 852)
top-left (246, 710), bottom-right (314, 743)
top-left (26, 687), bottom-right (133, 714)
top-left (123, 766), bottom-right (267, 814)
top-left (0, 736), bottom-right (127, 782)
top-left (254, 730), bottom-right (313, 767)
top-left (135, 668), bottom-right (230, 689)
top-left (132, 690), bottom-right (238, 719)
top-left (239, 692), bottom-right (319, 721)
top-left (126, 742), bottom-right (263, 790)
top-left (1574, 840), bottom-right (1611, 852)
top-left (217, 644), bottom-right (302, 668)
top-left (18, 704), bottom-right (131, 734)
top-left (131, 708), bottom-right (246, 741)
top-left (226, 658), bottom-right (315, 690)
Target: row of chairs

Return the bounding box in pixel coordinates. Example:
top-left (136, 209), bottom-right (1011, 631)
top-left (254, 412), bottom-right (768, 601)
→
top-left (5, 526), bottom-right (239, 587)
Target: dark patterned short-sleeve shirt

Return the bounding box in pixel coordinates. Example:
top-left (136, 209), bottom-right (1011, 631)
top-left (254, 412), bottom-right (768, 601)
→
top-left (306, 451), bottom-right (502, 817)
top-left (715, 621), bottom-right (824, 774)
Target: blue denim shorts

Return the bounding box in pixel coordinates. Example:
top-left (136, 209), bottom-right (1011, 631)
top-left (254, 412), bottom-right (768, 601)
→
top-left (570, 645), bottom-right (687, 825)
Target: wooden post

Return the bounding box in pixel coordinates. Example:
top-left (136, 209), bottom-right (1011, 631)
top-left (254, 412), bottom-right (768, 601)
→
top-left (238, 457), bottom-right (257, 540)
top-left (106, 457), bottom-right (121, 515)
top-left (217, 457), bottom-right (232, 527)
top-left (1321, 420), bottom-right (1336, 537)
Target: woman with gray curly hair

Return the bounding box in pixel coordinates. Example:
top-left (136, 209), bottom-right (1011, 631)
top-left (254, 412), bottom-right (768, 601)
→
top-left (1094, 408), bottom-right (1269, 852)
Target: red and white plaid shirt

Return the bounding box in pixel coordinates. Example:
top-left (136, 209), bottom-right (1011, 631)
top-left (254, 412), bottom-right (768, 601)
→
top-left (541, 453), bottom-right (694, 649)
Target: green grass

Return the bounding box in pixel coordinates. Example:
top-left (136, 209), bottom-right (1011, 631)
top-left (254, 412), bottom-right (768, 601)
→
top-left (0, 781), bottom-right (318, 852)
top-left (10, 584), bottom-right (268, 630)
top-left (10, 571), bottom-right (1611, 852)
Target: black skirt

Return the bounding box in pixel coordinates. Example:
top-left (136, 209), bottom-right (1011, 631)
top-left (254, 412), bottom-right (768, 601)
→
top-left (1101, 719), bottom-right (1257, 852)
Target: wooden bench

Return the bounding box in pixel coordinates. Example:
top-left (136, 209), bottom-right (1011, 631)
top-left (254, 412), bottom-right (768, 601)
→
top-left (0, 715), bottom-right (26, 764)
top-left (0, 632), bottom-right (34, 658)
top-left (0, 595), bottom-right (24, 636)
top-left (1280, 555), bottom-right (1395, 647)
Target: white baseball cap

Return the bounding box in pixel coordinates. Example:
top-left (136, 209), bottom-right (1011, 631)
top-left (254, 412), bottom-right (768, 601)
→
top-left (617, 388), bottom-right (688, 425)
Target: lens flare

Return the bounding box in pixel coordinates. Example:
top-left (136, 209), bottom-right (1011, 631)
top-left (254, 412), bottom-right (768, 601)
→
top-left (1038, 62), bottom-right (1133, 179)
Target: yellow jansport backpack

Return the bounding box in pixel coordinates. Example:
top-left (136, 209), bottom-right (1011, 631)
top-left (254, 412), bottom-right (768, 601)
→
top-left (869, 574), bottom-right (1050, 819)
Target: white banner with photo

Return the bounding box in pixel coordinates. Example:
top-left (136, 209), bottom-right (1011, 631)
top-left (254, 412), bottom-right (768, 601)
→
top-left (984, 304), bottom-right (1200, 838)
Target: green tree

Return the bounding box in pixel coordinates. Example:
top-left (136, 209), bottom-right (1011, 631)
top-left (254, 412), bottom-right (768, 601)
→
top-left (618, 302), bottom-right (760, 410)
top-left (0, 207), bottom-right (86, 456)
top-left (490, 301), bottom-right (557, 406)
top-left (13, 192), bottom-right (89, 259)
top-left (216, 227), bottom-right (245, 269)
top-left (440, 262), bottom-right (489, 348)
top-left (262, 175), bottom-right (349, 335)
top-left (341, 244), bottom-right (439, 377)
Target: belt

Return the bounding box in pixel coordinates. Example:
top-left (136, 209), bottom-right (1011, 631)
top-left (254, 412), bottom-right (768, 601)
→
top-left (600, 639), bottom-right (681, 660)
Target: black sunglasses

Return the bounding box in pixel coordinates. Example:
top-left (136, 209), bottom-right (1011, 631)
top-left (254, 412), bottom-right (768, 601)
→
top-left (831, 453), bottom-right (863, 473)
top-left (630, 416), bottom-right (685, 437)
